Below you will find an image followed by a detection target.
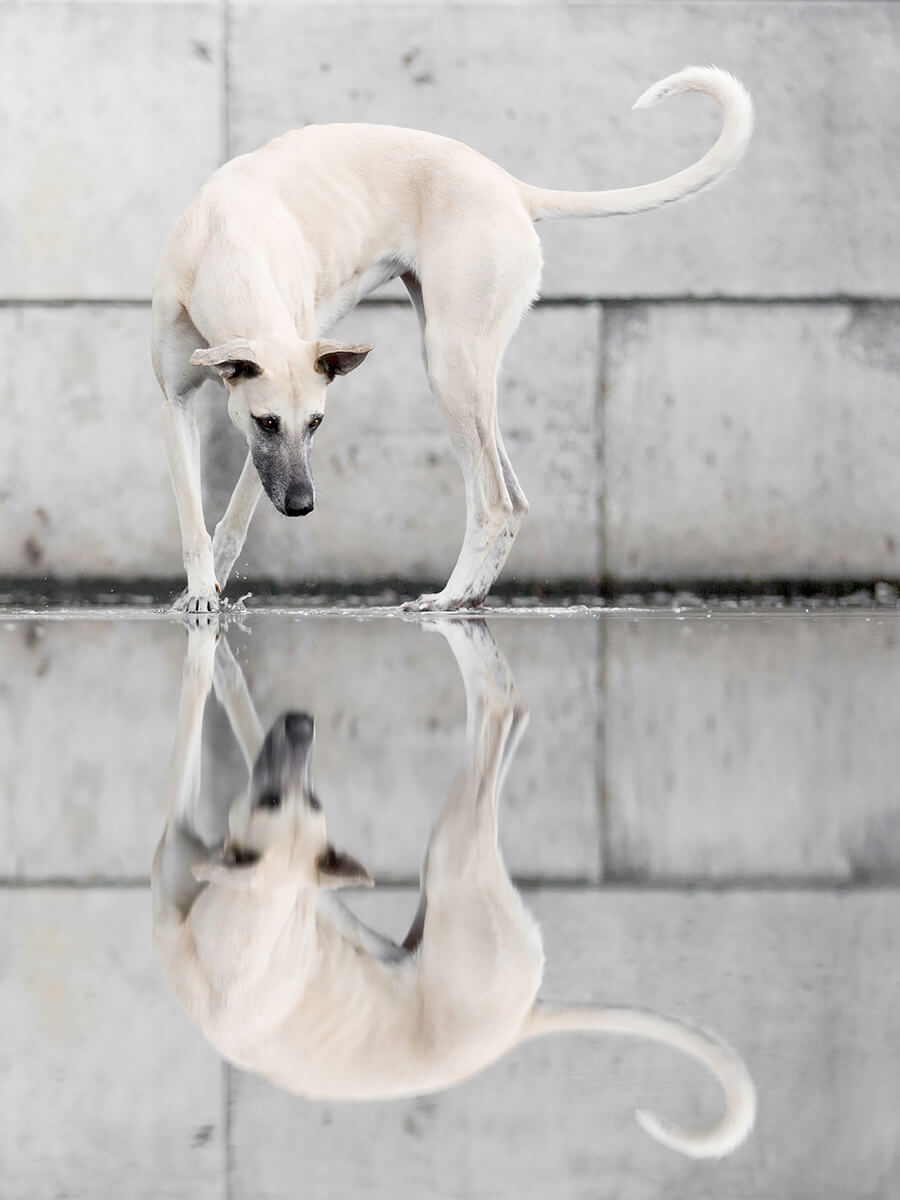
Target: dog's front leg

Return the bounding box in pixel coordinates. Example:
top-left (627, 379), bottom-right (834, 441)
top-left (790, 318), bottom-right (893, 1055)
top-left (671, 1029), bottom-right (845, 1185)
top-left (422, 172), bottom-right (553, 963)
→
top-left (153, 621), bottom-right (219, 922)
top-left (161, 395), bottom-right (219, 614)
top-left (213, 633), bottom-right (265, 769)
top-left (212, 452), bottom-right (263, 593)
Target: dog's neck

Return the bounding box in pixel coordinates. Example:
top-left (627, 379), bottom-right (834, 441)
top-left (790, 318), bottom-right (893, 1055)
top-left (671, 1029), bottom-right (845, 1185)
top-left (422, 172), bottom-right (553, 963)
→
top-left (195, 210), bottom-right (320, 345)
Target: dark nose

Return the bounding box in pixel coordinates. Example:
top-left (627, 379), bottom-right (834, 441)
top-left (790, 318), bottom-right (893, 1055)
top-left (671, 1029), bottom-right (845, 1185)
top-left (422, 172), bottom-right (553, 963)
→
top-left (284, 490), bottom-right (314, 517)
top-left (283, 711), bottom-right (314, 743)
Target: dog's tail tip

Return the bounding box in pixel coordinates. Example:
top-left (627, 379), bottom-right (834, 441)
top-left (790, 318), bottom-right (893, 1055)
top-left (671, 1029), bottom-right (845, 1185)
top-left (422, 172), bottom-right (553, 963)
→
top-left (634, 1078), bottom-right (757, 1159)
top-left (632, 65), bottom-right (752, 119)
top-left (631, 83), bottom-right (666, 111)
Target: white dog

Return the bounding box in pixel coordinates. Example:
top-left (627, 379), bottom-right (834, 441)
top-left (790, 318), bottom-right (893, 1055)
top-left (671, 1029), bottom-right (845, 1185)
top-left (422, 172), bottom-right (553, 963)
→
top-left (152, 620), bottom-right (756, 1159)
top-left (151, 66), bottom-right (753, 613)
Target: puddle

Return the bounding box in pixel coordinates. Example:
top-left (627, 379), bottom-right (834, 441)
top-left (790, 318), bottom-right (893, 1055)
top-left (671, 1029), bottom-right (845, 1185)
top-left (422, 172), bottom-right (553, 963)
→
top-left (1, 609), bottom-right (898, 1196)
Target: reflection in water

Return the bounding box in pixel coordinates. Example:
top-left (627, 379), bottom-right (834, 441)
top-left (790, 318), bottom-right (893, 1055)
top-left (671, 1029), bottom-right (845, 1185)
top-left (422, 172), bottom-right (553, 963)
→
top-left (152, 620), bottom-right (756, 1159)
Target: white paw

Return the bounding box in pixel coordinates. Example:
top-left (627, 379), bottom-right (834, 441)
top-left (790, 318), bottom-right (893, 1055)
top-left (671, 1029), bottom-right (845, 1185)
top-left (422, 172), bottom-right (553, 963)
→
top-left (402, 592), bottom-right (445, 613)
top-left (172, 585), bottom-right (220, 617)
top-left (402, 591), bottom-right (485, 613)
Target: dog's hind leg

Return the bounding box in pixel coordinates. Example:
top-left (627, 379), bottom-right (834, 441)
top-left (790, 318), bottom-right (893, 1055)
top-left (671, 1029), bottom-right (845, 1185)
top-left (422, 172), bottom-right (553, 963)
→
top-left (415, 620), bottom-right (542, 1033)
top-left (465, 421), bottom-right (530, 605)
top-left (212, 452), bottom-right (263, 593)
top-left (405, 336), bottom-right (513, 612)
top-left (402, 618), bottom-right (519, 954)
top-left (403, 221), bottom-right (540, 611)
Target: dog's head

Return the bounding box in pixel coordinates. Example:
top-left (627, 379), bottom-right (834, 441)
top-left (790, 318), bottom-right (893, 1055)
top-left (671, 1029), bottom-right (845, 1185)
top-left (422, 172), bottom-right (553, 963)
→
top-left (192, 710), bottom-right (372, 891)
top-left (190, 335), bottom-right (373, 517)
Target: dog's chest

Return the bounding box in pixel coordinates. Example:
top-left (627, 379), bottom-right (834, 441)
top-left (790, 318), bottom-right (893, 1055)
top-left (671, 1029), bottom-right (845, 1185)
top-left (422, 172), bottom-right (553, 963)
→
top-left (189, 888), bottom-right (305, 1000)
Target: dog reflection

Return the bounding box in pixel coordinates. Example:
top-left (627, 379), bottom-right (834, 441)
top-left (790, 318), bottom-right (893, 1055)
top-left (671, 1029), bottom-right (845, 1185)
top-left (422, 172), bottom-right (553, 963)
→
top-left (152, 621), bottom-right (756, 1158)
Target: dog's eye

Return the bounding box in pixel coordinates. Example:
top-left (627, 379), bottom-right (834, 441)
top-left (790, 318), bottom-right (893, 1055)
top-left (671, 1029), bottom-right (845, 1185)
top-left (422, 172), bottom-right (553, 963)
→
top-left (223, 845), bottom-right (261, 867)
top-left (230, 359), bottom-right (262, 381)
top-left (309, 414), bottom-right (323, 432)
top-left (309, 793), bottom-right (322, 812)
top-left (253, 414), bottom-right (280, 433)
top-left (256, 790), bottom-right (282, 810)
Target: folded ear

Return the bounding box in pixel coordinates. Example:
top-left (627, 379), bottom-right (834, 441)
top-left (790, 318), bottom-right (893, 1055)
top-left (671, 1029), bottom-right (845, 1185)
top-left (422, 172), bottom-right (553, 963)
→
top-left (191, 845), bottom-right (263, 889)
top-left (191, 339), bottom-right (263, 381)
top-left (314, 340), bottom-right (373, 381)
top-left (316, 844), bottom-right (374, 890)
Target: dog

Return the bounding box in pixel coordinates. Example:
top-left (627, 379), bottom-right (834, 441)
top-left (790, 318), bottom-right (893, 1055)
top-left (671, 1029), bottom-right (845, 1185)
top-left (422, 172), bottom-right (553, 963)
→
top-left (151, 66), bottom-right (753, 613)
top-left (152, 618), bottom-right (756, 1159)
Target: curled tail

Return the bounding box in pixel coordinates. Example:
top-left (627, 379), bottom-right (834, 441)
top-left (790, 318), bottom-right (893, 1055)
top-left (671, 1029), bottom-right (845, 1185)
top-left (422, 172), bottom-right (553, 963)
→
top-left (520, 65), bottom-right (753, 220)
top-left (522, 1003), bottom-right (757, 1159)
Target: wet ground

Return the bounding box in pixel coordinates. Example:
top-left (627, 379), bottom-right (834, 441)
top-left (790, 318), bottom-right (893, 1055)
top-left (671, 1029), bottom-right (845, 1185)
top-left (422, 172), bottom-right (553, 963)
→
top-left (1, 603), bottom-right (898, 1198)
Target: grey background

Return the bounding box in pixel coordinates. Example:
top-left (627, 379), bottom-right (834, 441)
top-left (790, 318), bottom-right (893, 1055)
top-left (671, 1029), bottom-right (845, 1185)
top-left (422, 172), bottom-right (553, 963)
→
top-left (3, 0), bottom-right (899, 587)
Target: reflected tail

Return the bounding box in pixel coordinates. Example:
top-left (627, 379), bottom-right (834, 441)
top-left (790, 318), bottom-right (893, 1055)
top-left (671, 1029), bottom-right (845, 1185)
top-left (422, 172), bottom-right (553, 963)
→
top-left (522, 1003), bottom-right (757, 1159)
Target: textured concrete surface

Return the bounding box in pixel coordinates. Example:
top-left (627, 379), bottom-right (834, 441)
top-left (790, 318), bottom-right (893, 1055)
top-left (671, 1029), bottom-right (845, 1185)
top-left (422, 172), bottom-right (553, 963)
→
top-left (210, 617), bottom-right (602, 881)
top-left (0, 619), bottom-right (183, 879)
top-left (0, 0), bottom-right (222, 299)
top-left (2, 612), bottom-right (899, 1196)
top-left (212, 304), bottom-right (602, 584)
top-left (0, 305), bottom-right (183, 578)
top-left (0, 889), bottom-right (224, 1199)
top-left (4, 1), bottom-right (898, 301)
top-left (9, 300), bottom-right (900, 584)
top-left (0, 616), bottom-right (601, 881)
top-left (227, 1), bottom-right (900, 300)
top-left (604, 304), bottom-right (900, 579)
top-left (3, 2), bottom-right (899, 583)
top-left (5, 612), bottom-right (900, 884)
top-left (228, 888), bottom-right (900, 1200)
top-left (0, 303), bottom-right (601, 584)
top-left (604, 614), bottom-right (900, 882)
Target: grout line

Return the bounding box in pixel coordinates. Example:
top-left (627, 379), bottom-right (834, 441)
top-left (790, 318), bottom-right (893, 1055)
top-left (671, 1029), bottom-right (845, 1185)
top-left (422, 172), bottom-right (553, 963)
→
top-left (595, 302), bottom-right (608, 885)
top-left (0, 299), bottom-right (152, 308)
top-left (224, 1061), bottom-right (233, 1200)
top-left (595, 615), bottom-right (608, 885)
top-left (222, 0), bottom-right (231, 164)
top-left (2, 295), bottom-right (899, 310)
top-left (0, 877), bottom-right (150, 889)
top-left (2, 877), bottom-right (899, 892)
top-left (596, 301), bottom-right (608, 593)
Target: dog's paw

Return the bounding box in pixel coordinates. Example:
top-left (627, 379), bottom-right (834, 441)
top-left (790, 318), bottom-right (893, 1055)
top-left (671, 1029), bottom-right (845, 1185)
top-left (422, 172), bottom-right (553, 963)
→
top-left (402, 593), bottom-right (441, 613)
top-left (402, 591), bottom-right (484, 613)
top-left (172, 587), bottom-right (221, 617)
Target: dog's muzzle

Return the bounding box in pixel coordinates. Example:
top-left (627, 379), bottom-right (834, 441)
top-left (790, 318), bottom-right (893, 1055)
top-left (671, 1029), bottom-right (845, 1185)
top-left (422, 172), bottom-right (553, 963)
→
top-left (284, 488), bottom-right (315, 517)
top-left (283, 711), bottom-right (314, 744)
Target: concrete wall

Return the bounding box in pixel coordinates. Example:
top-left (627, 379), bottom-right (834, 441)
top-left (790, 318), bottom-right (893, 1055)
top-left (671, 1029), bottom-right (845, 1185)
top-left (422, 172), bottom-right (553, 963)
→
top-left (3, 1), bottom-right (899, 586)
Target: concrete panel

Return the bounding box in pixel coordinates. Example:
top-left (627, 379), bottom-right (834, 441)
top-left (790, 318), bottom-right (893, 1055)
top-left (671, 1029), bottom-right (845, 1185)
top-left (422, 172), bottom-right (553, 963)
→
top-left (0, 619), bottom-right (184, 879)
top-left (7, 609), bottom-right (900, 886)
top-left (0, 0), bottom-right (223, 300)
top-left (0, 615), bottom-right (601, 882)
top-left (0, 888), bottom-right (224, 1198)
top-left (604, 303), bottom-right (900, 578)
top-left (228, 888), bottom-right (900, 1200)
top-left (208, 304), bottom-right (602, 586)
top-left (604, 613), bottom-right (900, 883)
top-left (206, 616), bottom-right (603, 881)
top-left (228, 2), bottom-right (900, 299)
top-left (0, 305), bottom-right (184, 578)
